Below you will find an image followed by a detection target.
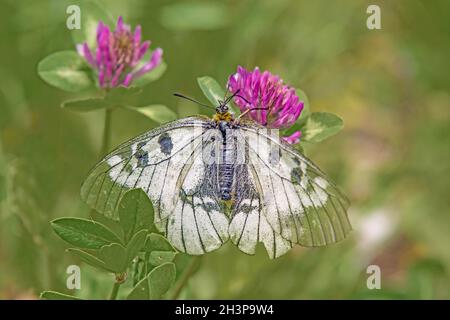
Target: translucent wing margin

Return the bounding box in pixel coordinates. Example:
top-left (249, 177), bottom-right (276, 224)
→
top-left (237, 127), bottom-right (351, 248)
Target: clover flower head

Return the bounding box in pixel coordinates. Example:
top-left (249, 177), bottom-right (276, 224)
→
top-left (228, 66), bottom-right (304, 129)
top-left (77, 16), bottom-right (163, 88)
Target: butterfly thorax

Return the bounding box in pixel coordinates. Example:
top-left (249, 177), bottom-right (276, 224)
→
top-left (213, 111), bottom-right (234, 123)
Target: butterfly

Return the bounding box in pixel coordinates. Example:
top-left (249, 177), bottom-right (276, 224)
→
top-left (81, 90), bottom-right (351, 258)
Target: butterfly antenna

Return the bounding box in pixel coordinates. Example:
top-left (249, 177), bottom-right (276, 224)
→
top-left (224, 90), bottom-right (253, 107)
top-left (235, 94), bottom-right (251, 106)
top-left (234, 92), bottom-right (270, 121)
top-left (223, 89), bottom-right (241, 106)
top-left (173, 93), bottom-right (215, 111)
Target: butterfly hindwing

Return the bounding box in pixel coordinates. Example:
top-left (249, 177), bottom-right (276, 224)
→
top-left (159, 135), bottom-right (229, 255)
top-left (229, 164), bottom-right (293, 259)
top-left (236, 126), bottom-right (351, 248)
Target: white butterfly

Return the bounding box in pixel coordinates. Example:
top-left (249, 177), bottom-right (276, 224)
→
top-left (81, 98), bottom-right (351, 259)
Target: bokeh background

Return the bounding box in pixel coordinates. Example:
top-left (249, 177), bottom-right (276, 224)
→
top-left (0, 0), bottom-right (449, 299)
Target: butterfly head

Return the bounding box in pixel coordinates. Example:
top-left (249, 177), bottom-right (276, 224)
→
top-left (213, 101), bottom-right (233, 122)
top-left (216, 100), bottom-right (229, 115)
top-left (213, 89), bottom-right (243, 123)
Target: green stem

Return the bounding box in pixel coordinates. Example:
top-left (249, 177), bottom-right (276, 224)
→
top-left (170, 256), bottom-right (200, 300)
top-left (100, 108), bottom-right (112, 157)
top-left (109, 281), bottom-right (121, 300)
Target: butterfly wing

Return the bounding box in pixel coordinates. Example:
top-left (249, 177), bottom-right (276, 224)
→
top-left (235, 125), bottom-right (351, 252)
top-left (82, 116), bottom-right (208, 220)
top-left (229, 163), bottom-right (293, 259)
top-left (157, 132), bottom-right (230, 254)
top-left (81, 116), bottom-right (229, 254)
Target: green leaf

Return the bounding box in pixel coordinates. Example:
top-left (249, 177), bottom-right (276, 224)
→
top-left (118, 189), bottom-right (157, 243)
top-left (149, 251), bottom-right (177, 266)
top-left (61, 97), bottom-right (113, 112)
top-left (129, 105), bottom-right (177, 124)
top-left (132, 61), bottom-right (167, 87)
top-left (90, 211), bottom-right (124, 240)
top-left (197, 76), bottom-right (240, 115)
top-left (71, 0), bottom-right (114, 48)
top-left (100, 243), bottom-right (128, 273)
top-left (301, 112), bottom-right (344, 143)
top-left (197, 76), bottom-right (223, 105)
top-left (126, 230), bottom-right (148, 264)
top-left (38, 51), bottom-right (93, 92)
top-left (143, 233), bottom-right (175, 252)
top-left (160, 2), bottom-right (229, 30)
top-left (40, 291), bottom-right (82, 300)
top-left (148, 262), bottom-right (176, 299)
top-left (67, 248), bottom-right (114, 273)
top-left (126, 274), bottom-right (150, 300)
top-left (105, 86), bottom-right (142, 103)
top-left (51, 217), bottom-right (122, 249)
top-left (127, 262), bottom-right (176, 300)
top-left (61, 86), bottom-right (142, 112)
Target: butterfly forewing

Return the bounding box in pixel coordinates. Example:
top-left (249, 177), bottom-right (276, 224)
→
top-left (81, 116), bottom-right (210, 220)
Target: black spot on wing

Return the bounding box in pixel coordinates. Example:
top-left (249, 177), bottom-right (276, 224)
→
top-left (158, 133), bottom-right (173, 156)
top-left (134, 141), bottom-right (149, 167)
top-left (290, 167), bottom-right (303, 184)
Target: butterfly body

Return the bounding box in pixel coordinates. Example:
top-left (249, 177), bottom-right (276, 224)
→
top-left (217, 121), bottom-right (236, 201)
top-left (81, 111), bottom-right (351, 258)
top-left (210, 107), bottom-right (240, 202)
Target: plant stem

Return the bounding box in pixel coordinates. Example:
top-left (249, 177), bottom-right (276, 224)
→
top-left (100, 108), bottom-right (112, 157)
top-left (109, 281), bottom-right (121, 300)
top-left (170, 256), bottom-right (200, 300)
top-left (99, 103), bottom-right (120, 301)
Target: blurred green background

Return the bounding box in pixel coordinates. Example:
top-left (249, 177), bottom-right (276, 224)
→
top-left (0, 0), bottom-right (449, 299)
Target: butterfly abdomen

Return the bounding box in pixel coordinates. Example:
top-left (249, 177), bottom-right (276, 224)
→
top-left (219, 163), bottom-right (234, 200)
top-left (218, 121), bottom-right (235, 201)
